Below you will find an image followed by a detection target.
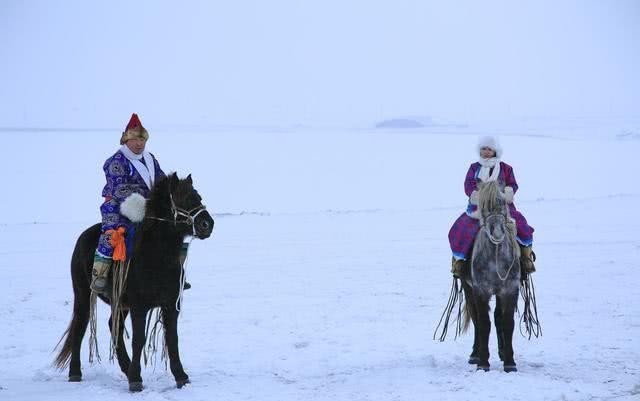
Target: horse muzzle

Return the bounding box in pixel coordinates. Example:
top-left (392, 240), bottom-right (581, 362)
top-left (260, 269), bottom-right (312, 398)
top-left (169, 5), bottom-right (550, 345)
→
top-left (194, 211), bottom-right (214, 239)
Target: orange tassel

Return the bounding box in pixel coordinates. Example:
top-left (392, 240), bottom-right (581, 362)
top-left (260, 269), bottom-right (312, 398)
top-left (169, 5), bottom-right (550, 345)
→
top-left (107, 227), bottom-right (127, 262)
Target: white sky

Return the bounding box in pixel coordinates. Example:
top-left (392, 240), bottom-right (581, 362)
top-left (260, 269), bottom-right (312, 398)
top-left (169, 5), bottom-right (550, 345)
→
top-left (1, 0), bottom-right (638, 128)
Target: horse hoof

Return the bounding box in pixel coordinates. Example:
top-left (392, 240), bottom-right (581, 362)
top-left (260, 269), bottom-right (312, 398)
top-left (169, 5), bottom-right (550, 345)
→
top-left (176, 378), bottom-right (190, 389)
top-left (476, 365), bottom-right (490, 372)
top-left (504, 364), bottom-right (518, 373)
top-left (68, 375), bottom-right (82, 382)
top-left (468, 356), bottom-right (480, 365)
top-left (129, 382), bottom-right (144, 392)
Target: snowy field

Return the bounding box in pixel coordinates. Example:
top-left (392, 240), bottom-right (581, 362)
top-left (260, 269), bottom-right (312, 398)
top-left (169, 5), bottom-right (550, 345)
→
top-left (1, 126), bottom-right (639, 400)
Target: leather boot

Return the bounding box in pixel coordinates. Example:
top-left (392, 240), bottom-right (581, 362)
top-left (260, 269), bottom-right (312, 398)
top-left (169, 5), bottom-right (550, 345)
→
top-left (520, 246), bottom-right (536, 274)
top-left (90, 255), bottom-right (112, 295)
top-left (180, 243), bottom-right (191, 290)
top-left (451, 257), bottom-right (466, 278)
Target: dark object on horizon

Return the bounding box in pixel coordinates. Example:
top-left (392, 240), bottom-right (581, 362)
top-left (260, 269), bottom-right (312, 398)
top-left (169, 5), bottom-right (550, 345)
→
top-left (375, 117), bottom-right (431, 128)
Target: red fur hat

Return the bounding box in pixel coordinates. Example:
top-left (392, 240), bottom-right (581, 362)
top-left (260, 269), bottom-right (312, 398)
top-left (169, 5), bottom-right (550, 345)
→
top-left (120, 113), bottom-right (149, 145)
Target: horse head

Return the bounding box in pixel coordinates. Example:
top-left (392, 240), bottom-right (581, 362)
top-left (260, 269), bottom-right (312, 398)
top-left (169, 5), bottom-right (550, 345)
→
top-left (147, 173), bottom-right (214, 239)
top-left (477, 181), bottom-right (510, 245)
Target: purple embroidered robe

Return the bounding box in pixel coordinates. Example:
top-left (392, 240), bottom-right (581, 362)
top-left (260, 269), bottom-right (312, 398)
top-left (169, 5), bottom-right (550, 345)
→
top-left (448, 161), bottom-right (534, 260)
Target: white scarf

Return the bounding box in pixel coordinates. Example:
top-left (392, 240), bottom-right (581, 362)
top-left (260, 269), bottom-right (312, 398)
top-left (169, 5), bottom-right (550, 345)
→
top-left (478, 157), bottom-right (501, 182)
top-left (120, 145), bottom-right (156, 190)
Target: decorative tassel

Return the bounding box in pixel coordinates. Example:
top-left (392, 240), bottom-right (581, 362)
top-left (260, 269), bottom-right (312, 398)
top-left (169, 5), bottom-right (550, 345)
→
top-left (433, 277), bottom-right (465, 341)
top-left (519, 273), bottom-right (542, 339)
top-left (108, 227), bottom-right (127, 262)
top-left (143, 308), bottom-right (168, 369)
top-left (109, 260), bottom-right (131, 359)
top-left (88, 292), bottom-right (101, 363)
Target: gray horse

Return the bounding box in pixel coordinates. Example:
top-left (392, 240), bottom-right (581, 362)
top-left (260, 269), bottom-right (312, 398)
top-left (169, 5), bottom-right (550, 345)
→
top-left (462, 180), bottom-right (521, 372)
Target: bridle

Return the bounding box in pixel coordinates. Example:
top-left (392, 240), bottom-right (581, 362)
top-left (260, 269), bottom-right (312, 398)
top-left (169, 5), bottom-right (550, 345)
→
top-left (481, 212), bottom-right (506, 245)
top-left (479, 211), bottom-right (518, 281)
top-left (147, 193), bottom-right (208, 237)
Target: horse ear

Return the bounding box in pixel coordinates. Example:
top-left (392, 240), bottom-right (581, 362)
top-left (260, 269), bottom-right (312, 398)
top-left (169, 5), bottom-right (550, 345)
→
top-left (186, 174), bottom-right (192, 185)
top-left (169, 172), bottom-right (179, 190)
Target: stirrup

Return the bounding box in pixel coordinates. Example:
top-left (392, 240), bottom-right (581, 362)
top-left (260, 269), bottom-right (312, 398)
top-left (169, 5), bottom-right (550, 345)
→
top-left (451, 259), bottom-right (466, 278)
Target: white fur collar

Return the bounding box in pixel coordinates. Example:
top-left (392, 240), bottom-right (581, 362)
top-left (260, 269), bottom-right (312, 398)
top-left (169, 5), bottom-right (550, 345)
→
top-left (119, 145), bottom-right (156, 189)
top-left (120, 144), bottom-right (145, 160)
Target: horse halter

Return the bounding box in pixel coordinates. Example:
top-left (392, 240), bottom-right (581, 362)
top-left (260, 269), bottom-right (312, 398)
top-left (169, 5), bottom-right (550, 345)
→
top-left (170, 194), bottom-right (208, 236)
top-left (481, 212), bottom-right (506, 245)
top-left (147, 193), bottom-right (208, 237)
top-left (479, 211), bottom-right (519, 281)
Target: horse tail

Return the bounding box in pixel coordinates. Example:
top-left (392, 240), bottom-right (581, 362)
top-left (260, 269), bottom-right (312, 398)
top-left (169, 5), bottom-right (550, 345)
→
top-left (461, 298), bottom-right (474, 334)
top-left (54, 224), bottom-right (99, 370)
top-left (460, 282), bottom-right (475, 334)
top-left (54, 283), bottom-right (93, 370)
top-left (53, 319), bottom-right (74, 369)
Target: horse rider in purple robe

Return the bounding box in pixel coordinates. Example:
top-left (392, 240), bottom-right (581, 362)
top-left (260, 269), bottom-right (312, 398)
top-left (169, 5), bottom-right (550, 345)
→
top-left (448, 135), bottom-right (536, 278)
top-left (90, 113), bottom-right (191, 295)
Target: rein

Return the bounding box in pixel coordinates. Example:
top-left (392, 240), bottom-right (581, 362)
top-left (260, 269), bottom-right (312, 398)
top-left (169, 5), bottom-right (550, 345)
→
top-left (144, 193), bottom-right (205, 313)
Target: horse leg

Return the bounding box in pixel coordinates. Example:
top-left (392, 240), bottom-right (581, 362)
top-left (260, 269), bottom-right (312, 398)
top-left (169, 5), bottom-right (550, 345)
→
top-left (497, 292), bottom-right (519, 372)
top-left (68, 288), bottom-right (91, 381)
top-left (494, 297), bottom-right (505, 362)
top-left (474, 295), bottom-right (492, 371)
top-left (462, 282), bottom-right (480, 364)
top-left (127, 306), bottom-right (149, 392)
top-left (162, 307), bottom-right (190, 388)
top-left (108, 309), bottom-right (131, 376)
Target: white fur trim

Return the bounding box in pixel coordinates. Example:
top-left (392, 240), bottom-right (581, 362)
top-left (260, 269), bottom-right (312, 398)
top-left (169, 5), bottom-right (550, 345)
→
top-left (120, 193), bottom-right (147, 223)
top-left (120, 144), bottom-right (143, 160)
top-left (120, 146), bottom-right (156, 190)
top-left (477, 135), bottom-right (503, 158)
top-left (504, 186), bottom-right (514, 204)
top-left (469, 190), bottom-right (479, 205)
top-left (469, 210), bottom-right (481, 220)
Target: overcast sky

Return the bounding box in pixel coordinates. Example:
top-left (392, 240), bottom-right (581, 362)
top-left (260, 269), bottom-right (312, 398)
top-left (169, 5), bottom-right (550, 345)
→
top-left (1, 0), bottom-right (638, 129)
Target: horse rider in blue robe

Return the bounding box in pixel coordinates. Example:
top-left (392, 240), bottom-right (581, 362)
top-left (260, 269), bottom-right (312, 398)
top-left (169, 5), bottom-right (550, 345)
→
top-left (90, 113), bottom-right (191, 295)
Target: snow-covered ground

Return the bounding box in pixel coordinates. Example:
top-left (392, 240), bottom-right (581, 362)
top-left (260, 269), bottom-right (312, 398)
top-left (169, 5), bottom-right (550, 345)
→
top-left (1, 126), bottom-right (639, 400)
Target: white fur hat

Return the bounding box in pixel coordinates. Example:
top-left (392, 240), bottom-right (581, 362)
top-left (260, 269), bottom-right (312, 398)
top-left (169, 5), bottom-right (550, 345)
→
top-left (477, 135), bottom-right (503, 158)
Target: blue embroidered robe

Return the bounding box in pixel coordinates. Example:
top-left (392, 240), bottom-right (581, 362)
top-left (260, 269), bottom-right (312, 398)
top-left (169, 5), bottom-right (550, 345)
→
top-left (97, 149), bottom-right (165, 258)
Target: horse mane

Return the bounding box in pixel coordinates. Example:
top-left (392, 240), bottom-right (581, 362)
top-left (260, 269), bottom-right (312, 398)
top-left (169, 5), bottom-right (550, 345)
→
top-left (477, 181), bottom-right (501, 214)
top-left (477, 180), bottom-right (519, 252)
top-left (144, 173), bottom-right (177, 219)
